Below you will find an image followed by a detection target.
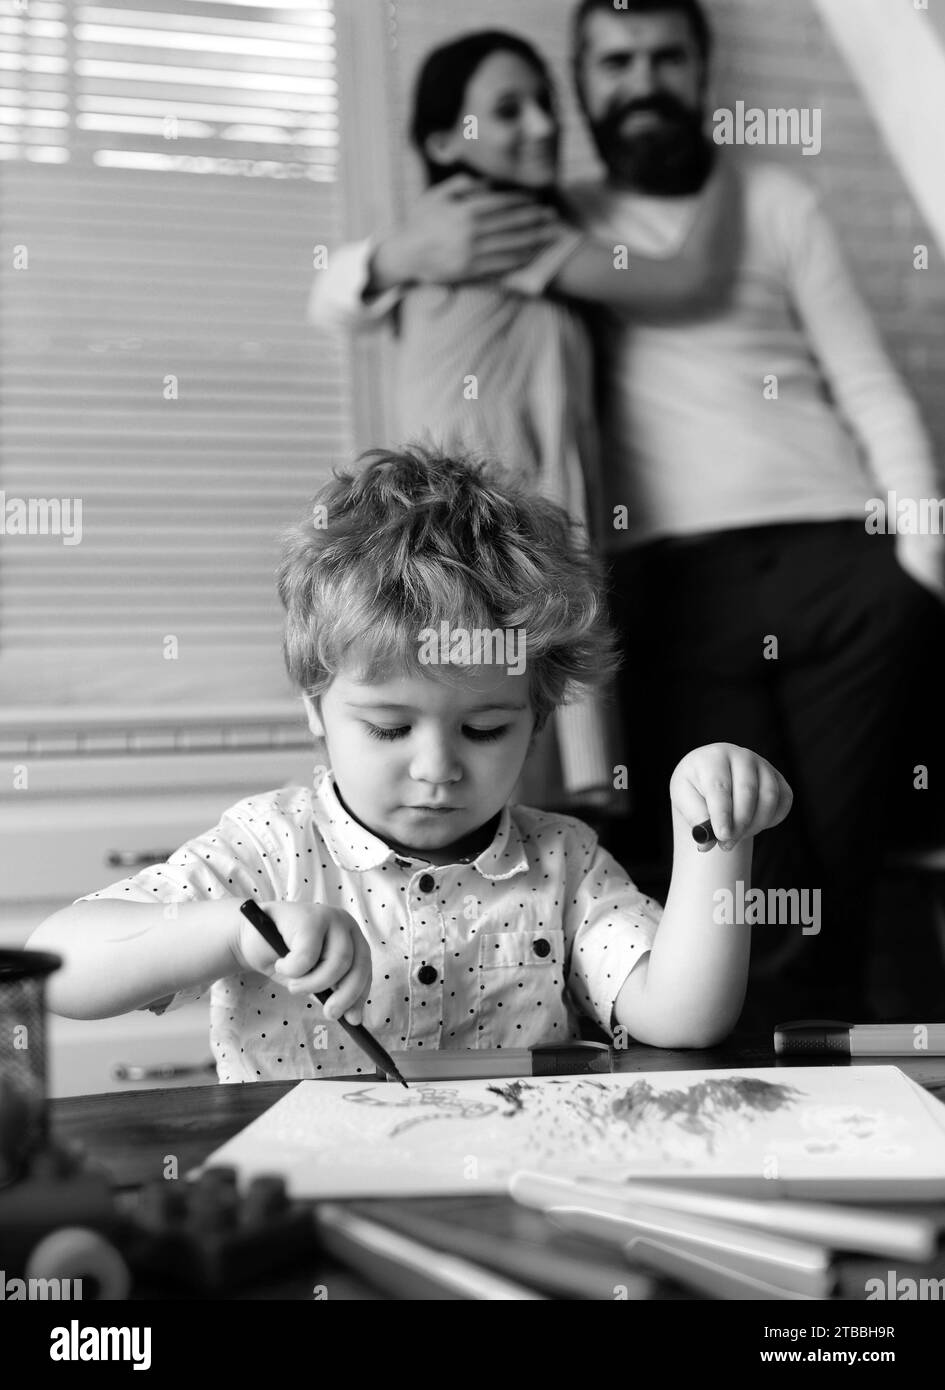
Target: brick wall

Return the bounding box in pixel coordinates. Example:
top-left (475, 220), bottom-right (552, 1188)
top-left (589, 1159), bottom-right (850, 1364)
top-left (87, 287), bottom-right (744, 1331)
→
top-left (706, 0), bottom-right (945, 464)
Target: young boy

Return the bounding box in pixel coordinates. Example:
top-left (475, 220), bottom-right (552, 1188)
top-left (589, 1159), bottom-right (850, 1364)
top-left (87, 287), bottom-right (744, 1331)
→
top-left (30, 448), bottom-right (792, 1080)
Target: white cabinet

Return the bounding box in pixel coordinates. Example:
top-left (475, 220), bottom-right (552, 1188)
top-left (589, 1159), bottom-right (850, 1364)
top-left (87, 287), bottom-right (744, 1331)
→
top-left (0, 734), bottom-right (316, 1096)
top-left (47, 1004), bottom-right (215, 1098)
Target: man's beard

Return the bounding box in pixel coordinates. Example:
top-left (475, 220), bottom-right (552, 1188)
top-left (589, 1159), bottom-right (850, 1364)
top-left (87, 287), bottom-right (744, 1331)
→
top-left (587, 92), bottom-right (714, 195)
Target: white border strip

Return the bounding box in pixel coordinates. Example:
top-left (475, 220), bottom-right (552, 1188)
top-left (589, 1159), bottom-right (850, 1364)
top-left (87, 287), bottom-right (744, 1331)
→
top-left (811, 0), bottom-right (945, 256)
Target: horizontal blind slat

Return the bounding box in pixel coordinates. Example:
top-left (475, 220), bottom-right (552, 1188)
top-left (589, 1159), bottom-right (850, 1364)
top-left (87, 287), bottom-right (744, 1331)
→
top-left (0, 0), bottom-right (352, 711)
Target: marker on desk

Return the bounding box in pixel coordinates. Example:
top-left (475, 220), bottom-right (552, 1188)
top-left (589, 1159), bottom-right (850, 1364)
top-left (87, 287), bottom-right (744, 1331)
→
top-left (238, 900), bottom-right (409, 1088)
top-left (775, 1019), bottom-right (945, 1057)
top-left (314, 1203), bottom-right (546, 1300)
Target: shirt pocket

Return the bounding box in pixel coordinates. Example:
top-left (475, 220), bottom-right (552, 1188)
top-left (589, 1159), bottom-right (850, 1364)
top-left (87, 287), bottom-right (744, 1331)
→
top-left (476, 924), bottom-right (570, 1047)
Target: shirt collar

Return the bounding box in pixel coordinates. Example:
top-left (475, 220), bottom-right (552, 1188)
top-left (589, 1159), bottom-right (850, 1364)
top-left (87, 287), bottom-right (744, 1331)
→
top-left (312, 767), bottom-right (530, 880)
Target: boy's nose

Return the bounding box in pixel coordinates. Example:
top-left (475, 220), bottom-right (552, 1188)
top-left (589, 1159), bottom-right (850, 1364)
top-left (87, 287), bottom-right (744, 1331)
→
top-left (408, 739), bottom-right (462, 785)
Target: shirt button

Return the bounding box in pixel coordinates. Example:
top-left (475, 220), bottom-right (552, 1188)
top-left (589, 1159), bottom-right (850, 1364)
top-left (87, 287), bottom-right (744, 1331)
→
top-left (418, 873), bottom-right (436, 893)
top-left (417, 965), bottom-right (438, 985)
top-left (532, 938), bottom-right (551, 958)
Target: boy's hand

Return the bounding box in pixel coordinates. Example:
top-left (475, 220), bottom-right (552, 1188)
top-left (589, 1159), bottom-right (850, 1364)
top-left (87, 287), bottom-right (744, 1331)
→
top-left (670, 743), bottom-right (792, 852)
top-left (232, 902), bottom-right (372, 1025)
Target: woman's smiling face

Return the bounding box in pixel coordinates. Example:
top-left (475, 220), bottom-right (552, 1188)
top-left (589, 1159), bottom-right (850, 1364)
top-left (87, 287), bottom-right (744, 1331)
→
top-left (305, 662), bottom-right (537, 862)
top-left (426, 50), bottom-right (560, 190)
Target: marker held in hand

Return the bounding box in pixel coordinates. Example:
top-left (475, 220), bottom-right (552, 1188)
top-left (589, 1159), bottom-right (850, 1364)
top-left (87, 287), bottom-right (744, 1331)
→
top-left (238, 899), bottom-right (409, 1088)
top-left (692, 818), bottom-right (718, 848)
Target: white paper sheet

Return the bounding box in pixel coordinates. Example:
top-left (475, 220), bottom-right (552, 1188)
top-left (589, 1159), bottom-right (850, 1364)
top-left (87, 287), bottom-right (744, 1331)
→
top-left (199, 1065), bottom-right (945, 1199)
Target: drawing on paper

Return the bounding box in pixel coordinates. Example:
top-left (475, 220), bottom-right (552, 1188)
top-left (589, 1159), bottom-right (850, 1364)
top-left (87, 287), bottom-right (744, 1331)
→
top-left (201, 1066), bottom-right (945, 1199)
top-left (343, 1084), bottom-right (500, 1137)
top-left (344, 1074), bottom-right (803, 1158)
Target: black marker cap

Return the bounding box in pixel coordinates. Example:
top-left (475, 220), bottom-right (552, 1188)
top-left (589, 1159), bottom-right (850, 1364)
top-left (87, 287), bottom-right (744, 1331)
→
top-left (773, 1020), bottom-right (853, 1055)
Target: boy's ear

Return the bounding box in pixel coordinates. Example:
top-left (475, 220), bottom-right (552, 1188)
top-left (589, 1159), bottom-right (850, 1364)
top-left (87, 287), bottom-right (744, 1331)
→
top-left (301, 693), bottom-right (326, 739)
top-left (527, 711), bottom-right (546, 753)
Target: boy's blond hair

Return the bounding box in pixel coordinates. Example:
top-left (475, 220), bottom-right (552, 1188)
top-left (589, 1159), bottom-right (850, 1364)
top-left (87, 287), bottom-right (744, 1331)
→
top-left (277, 445), bottom-right (619, 729)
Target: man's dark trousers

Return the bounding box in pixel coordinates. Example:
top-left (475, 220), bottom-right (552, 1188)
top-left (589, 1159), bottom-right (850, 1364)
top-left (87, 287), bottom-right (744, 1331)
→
top-left (608, 520), bottom-right (945, 1028)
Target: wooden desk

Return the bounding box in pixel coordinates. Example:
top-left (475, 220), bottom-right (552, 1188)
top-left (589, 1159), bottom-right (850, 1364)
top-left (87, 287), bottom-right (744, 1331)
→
top-left (47, 1034), bottom-right (945, 1300)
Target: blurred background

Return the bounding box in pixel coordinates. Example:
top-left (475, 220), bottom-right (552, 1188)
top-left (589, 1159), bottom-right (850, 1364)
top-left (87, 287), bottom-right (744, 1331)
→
top-left (1, 0), bottom-right (943, 1091)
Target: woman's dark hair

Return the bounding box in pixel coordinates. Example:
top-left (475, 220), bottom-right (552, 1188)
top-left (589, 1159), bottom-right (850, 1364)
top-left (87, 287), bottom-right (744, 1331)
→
top-left (410, 30), bottom-right (555, 185)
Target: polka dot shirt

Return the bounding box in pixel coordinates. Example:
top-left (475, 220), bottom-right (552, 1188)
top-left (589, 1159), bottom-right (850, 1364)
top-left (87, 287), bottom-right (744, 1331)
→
top-left (75, 768), bottom-right (660, 1082)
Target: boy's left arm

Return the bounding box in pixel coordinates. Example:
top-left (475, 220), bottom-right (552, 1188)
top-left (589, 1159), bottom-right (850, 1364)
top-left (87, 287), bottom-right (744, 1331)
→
top-left (613, 745), bottom-right (792, 1049)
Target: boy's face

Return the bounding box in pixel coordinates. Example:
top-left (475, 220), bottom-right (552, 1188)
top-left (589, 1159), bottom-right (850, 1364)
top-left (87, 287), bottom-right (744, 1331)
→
top-left (305, 663), bottom-right (537, 862)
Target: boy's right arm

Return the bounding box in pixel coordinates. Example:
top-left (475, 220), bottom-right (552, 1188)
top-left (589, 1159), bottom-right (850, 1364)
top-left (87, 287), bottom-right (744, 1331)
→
top-left (27, 899), bottom-right (241, 1021)
top-left (27, 898), bottom-right (372, 1024)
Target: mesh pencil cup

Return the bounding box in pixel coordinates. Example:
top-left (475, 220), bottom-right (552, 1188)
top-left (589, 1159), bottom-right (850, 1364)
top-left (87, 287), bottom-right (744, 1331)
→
top-left (0, 949), bottom-right (62, 1187)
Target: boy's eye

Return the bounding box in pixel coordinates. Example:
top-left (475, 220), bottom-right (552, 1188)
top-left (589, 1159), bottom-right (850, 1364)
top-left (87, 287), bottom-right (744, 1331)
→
top-left (365, 723), bottom-right (409, 741)
top-left (363, 723), bottom-right (509, 743)
top-left (495, 100), bottom-right (522, 121)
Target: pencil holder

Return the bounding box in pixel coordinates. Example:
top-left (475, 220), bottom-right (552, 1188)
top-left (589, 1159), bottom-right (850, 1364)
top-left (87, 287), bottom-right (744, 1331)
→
top-left (0, 949), bottom-right (62, 1188)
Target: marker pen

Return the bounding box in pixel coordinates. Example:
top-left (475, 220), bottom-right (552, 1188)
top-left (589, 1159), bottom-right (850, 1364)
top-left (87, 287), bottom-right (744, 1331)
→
top-left (774, 1020), bottom-right (945, 1057)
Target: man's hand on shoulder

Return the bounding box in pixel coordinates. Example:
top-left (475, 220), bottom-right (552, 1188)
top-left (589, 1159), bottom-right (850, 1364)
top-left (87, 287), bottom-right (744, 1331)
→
top-left (367, 173), bottom-right (560, 293)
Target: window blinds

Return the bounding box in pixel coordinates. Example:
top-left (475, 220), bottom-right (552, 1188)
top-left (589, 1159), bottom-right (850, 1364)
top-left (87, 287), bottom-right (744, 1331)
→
top-left (0, 0), bottom-right (352, 720)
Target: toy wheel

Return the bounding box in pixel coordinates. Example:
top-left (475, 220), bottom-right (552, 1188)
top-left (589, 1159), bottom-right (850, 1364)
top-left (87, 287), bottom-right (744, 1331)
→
top-left (26, 1227), bottom-right (132, 1300)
